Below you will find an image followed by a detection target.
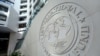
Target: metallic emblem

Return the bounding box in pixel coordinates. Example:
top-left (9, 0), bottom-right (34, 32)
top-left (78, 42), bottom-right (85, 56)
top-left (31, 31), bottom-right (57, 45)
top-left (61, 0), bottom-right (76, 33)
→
top-left (40, 2), bottom-right (93, 56)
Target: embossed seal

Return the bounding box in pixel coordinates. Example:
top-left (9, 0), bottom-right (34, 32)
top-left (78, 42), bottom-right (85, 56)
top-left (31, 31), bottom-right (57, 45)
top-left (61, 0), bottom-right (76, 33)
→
top-left (39, 2), bottom-right (93, 56)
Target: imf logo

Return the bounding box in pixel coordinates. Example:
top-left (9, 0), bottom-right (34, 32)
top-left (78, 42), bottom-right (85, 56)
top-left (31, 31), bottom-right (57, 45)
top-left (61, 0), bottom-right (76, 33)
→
top-left (40, 2), bottom-right (93, 56)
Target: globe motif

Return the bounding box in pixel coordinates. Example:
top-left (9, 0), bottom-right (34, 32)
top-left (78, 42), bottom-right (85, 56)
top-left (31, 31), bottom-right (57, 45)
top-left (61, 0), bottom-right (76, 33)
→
top-left (39, 3), bottom-right (93, 56)
top-left (43, 16), bottom-right (75, 55)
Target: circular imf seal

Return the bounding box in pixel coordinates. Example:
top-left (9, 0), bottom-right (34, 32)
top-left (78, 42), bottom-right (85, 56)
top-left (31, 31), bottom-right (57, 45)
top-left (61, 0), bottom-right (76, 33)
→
top-left (39, 2), bottom-right (93, 56)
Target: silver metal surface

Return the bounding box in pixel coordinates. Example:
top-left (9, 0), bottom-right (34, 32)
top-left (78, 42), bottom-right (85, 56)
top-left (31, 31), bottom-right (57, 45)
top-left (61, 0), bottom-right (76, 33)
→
top-left (20, 0), bottom-right (100, 56)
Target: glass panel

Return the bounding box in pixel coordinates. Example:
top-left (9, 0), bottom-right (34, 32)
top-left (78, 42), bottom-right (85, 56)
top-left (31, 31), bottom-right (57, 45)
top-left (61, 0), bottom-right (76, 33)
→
top-left (19, 23), bottom-right (26, 28)
top-left (0, 32), bottom-right (10, 56)
top-left (20, 10), bottom-right (27, 15)
top-left (21, 0), bottom-right (27, 3)
top-left (0, 5), bottom-right (8, 12)
top-left (0, 14), bottom-right (7, 21)
top-left (0, 0), bottom-right (14, 4)
top-left (20, 5), bottom-right (27, 9)
top-left (19, 16), bottom-right (26, 21)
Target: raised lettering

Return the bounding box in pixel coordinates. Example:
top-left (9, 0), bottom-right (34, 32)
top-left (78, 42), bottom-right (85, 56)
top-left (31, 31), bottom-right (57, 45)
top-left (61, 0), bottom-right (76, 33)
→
top-left (81, 26), bottom-right (90, 35)
top-left (78, 40), bottom-right (87, 51)
top-left (76, 11), bottom-right (82, 18)
top-left (73, 47), bottom-right (81, 56)
top-left (73, 7), bottom-right (77, 14)
top-left (80, 35), bottom-right (89, 44)
top-left (79, 17), bottom-right (86, 23)
top-left (68, 5), bottom-right (74, 12)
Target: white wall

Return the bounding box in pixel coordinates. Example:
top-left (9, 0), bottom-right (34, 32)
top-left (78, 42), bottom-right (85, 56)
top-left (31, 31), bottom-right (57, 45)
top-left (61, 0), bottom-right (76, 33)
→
top-left (7, 6), bottom-right (18, 32)
top-left (20, 0), bottom-right (100, 56)
top-left (13, 0), bottom-right (20, 13)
